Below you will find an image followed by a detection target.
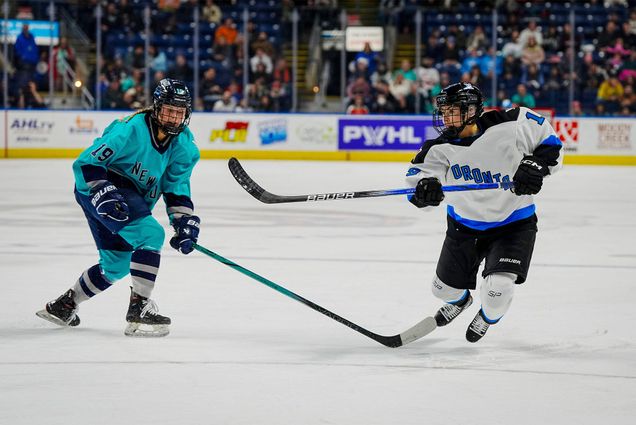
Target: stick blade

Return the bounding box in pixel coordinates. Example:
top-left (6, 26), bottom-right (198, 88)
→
top-left (398, 316), bottom-right (437, 346)
top-left (228, 157), bottom-right (267, 201)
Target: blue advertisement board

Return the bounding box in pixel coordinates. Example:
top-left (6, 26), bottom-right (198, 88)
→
top-left (1, 20), bottom-right (60, 46)
top-left (258, 118), bottom-right (287, 145)
top-left (338, 118), bottom-right (435, 150)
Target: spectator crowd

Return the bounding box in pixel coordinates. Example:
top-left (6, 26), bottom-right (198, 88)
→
top-left (86, 0), bottom-right (292, 112)
top-left (3, 0), bottom-right (636, 117)
top-left (346, 0), bottom-right (636, 116)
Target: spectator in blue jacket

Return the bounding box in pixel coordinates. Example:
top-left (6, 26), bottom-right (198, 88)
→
top-left (14, 24), bottom-right (39, 72)
top-left (354, 42), bottom-right (379, 75)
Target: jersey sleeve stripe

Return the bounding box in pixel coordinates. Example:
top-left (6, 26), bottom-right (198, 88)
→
top-left (539, 134), bottom-right (562, 146)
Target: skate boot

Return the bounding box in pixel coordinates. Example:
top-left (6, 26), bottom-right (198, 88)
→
top-left (36, 289), bottom-right (80, 327)
top-left (466, 309), bottom-right (495, 343)
top-left (124, 289), bottom-right (170, 337)
top-left (434, 291), bottom-right (473, 327)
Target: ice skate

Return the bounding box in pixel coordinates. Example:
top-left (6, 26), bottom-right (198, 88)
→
top-left (466, 309), bottom-right (493, 343)
top-left (124, 289), bottom-right (170, 337)
top-left (434, 292), bottom-right (473, 326)
top-left (36, 289), bottom-right (80, 327)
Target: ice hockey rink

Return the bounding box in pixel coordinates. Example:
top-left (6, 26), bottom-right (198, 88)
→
top-left (1, 159), bottom-right (634, 425)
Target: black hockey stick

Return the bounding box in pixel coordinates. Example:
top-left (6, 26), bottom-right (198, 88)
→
top-left (228, 157), bottom-right (513, 204)
top-left (194, 243), bottom-right (436, 347)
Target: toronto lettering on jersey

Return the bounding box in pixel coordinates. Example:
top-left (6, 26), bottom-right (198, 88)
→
top-left (307, 192), bottom-right (355, 201)
top-left (450, 163), bottom-right (511, 185)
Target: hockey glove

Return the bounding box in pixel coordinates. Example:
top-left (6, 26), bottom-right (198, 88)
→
top-left (512, 155), bottom-right (550, 196)
top-left (410, 177), bottom-right (444, 208)
top-left (90, 181), bottom-right (129, 222)
top-left (170, 215), bottom-right (200, 255)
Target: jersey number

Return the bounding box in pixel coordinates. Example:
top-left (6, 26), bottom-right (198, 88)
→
top-left (91, 144), bottom-right (114, 161)
top-left (525, 111), bottom-right (545, 126)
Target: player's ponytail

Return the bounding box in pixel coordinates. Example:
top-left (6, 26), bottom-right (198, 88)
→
top-left (124, 106), bottom-right (153, 123)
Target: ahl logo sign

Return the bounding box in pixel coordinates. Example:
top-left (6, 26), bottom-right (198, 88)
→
top-left (210, 121), bottom-right (249, 143)
top-left (555, 119), bottom-right (579, 152)
top-left (70, 116), bottom-right (99, 135)
top-left (10, 118), bottom-right (54, 132)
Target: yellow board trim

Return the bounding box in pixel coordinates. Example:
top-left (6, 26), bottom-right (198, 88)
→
top-left (562, 155), bottom-right (636, 166)
top-left (4, 148), bottom-right (636, 165)
top-left (199, 150), bottom-right (347, 161)
top-left (200, 150), bottom-right (417, 162)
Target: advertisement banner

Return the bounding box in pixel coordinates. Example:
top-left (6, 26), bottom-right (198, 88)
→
top-left (7, 111), bottom-right (123, 149)
top-left (288, 115), bottom-right (338, 148)
top-left (3, 111), bottom-right (634, 163)
top-left (6, 111), bottom-right (339, 153)
top-left (596, 121), bottom-right (633, 151)
top-left (338, 118), bottom-right (433, 150)
top-left (554, 117), bottom-right (636, 155)
top-left (555, 119), bottom-right (579, 152)
top-left (195, 113), bottom-right (289, 150)
top-left (193, 113), bottom-right (339, 152)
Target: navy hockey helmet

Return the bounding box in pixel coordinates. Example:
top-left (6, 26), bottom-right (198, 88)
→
top-left (152, 78), bottom-right (192, 136)
top-left (433, 82), bottom-right (484, 138)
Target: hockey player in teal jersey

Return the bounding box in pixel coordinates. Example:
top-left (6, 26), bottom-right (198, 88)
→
top-left (37, 79), bottom-right (201, 337)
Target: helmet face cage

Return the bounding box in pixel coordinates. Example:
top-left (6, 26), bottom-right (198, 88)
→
top-left (152, 78), bottom-right (192, 136)
top-left (432, 83), bottom-right (483, 138)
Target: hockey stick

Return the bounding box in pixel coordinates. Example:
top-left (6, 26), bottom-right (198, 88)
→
top-left (193, 243), bottom-right (436, 347)
top-left (228, 157), bottom-right (513, 204)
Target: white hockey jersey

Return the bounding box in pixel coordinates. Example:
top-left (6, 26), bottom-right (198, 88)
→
top-left (406, 107), bottom-right (563, 231)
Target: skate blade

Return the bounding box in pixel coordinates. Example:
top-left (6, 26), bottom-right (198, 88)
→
top-left (124, 322), bottom-right (169, 338)
top-left (36, 309), bottom-right (74, 327)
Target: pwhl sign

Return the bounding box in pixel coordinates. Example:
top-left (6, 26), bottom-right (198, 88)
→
top-left (338, 119), bottom-right (430, 150)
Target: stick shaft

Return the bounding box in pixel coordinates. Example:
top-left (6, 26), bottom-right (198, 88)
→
top-left (193, 243), bottom-right (427, 347)
top-left (228, 157), bottom-right (512, 204)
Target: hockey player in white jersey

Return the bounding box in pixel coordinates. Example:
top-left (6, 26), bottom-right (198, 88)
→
top-left (406, 82), bottom-right (562, 342)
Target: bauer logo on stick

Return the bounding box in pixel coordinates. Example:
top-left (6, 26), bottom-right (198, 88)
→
top-left (307, 192), bottom-right (355, 201)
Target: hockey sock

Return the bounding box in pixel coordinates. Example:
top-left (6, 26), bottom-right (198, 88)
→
top-left (130, 249), bottom-right (161, 298)
top-left (431, 275), bottom-right (468, 304)
top-left (480, 272), bottom-right (516, 322)
top-left (72, 264), bottom-right (113, 303)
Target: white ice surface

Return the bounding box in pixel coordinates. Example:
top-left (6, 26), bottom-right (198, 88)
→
top-left (0, 160), bottom-right (635, 425)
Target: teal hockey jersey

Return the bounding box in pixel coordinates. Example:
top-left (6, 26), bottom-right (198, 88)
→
top-left (73, 112), bottom-right (200, 219)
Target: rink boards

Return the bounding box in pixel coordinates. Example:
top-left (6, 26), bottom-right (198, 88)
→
top-left (1, 110), bottom-right (635, 165)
